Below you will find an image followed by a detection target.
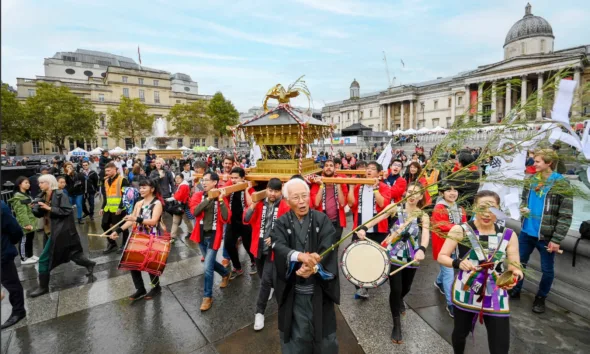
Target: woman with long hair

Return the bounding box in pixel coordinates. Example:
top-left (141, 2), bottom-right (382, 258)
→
top-left (129, 163), bottom-right (142, 188)
top-left (168, 174), bottom-right (194, 242)
top-left (356, 183), bottom-right (430, 344)
top-left (149, 158), bottom-right (175, 198)
top-left (109, 177), bottom-right (165, 300)
top-left (438, 190), bottom-right (523, 354)
top-left (403, 162), bottom-right (432, 206)
top-left (8, 176), bottom-right (39, 264)
top-left (63, 162), bottom-right (86, 224)
top-left (29, 174), bottom-right (96, 297)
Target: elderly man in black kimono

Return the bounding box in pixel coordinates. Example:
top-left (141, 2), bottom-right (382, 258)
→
top-left (272, 177), bottom-right (340, 354)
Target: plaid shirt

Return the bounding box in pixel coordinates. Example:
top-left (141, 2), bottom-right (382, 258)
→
top-left (521, 176), bottom-right (573, 244)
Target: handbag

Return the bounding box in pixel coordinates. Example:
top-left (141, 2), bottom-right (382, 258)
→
top-left (165, 200), bottom-right (185, 216)
top-left (572, 220), bottom-right (590, 267)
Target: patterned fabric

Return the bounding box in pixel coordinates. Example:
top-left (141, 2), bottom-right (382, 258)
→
top-left (135, 199), bottom-right (162, 237)
top-left (388, 208), bottom-right (421, 267)
top-left (452, 223), bottom-right (513, 316)
top-left (121, 187), bottom-right (140, 215)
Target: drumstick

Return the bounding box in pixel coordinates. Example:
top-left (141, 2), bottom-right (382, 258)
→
top-left (389, 260), bottom-right (418, 276)
top-left (545, 247), bottom-right (564, 254)
top-left (100, 219), bottom-right (126, 237)
top-left (88, 233), bottom-right (112, 238)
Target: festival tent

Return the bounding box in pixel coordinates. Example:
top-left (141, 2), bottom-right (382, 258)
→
top-left (129, 146), bottom-right (141, 154)
top-left (89, 147), bottom-right (103, 155)
top-left (109, 146), bottom-right (127, 155)
top-left (404, 128), bottom-right (418, 135)
top-left (68, 147), bottom-right (89, 157)
top-left (165, 146), bottom-right (174, 150)
top-left (179, 146), bottom-right (191, 151)
top-left (417, 127), bottom-right (430, 134)
top-left (392, 129), bottom-right (404, 135)
top-left (207, 146), bottom-right (220, 152)
top-left (432, 126), bottom-right (447, 133)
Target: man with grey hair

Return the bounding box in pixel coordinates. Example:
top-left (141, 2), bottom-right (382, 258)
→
top-left (272, 176), bottom-right (340, 353)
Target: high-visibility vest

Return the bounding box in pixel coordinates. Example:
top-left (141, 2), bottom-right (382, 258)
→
top-left (425, 169), bottom-right (439, 197)
top-left (104, 175), bottom-right (123, 212)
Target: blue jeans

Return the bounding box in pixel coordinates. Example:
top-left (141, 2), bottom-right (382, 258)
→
top-left (436, 264), bottom-right (454, 306)
top-left (222, 224), bottom-right (230, 260)
top-left (69, 194), bottom-right (83, 219)
top-left (513, 231), bottom-right (555, 297)
top-left (199, 234), bottom-right (229, 298)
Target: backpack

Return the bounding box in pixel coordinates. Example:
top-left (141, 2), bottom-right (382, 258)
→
top-left (572, 220), bottom-right (590, 267)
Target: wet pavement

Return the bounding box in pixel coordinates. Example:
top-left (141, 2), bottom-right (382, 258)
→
top-left (2, 211), bottom-right (590, 354)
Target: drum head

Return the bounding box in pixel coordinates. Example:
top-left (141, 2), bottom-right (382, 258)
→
top-left (341, 240), bottom-right (389, 288)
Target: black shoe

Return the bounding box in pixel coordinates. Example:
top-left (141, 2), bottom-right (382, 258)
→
top-left (391, 317), bottom-right (402, 344)
top-left (103, 243), bottom-right (117, 254)
top-left (30, 286), bottom-right (49, 298)
top-left (532, 296), bottom-right (546, 314)
top-left (446, 305), bottom-right (455, 318)
top-left (78, 218), bottom-right (84, 225)
top-left (30, 273), bottom-right (50, 298)
top-left (145, 286), bottom-right (162, 300)
top-left (1, 313), bottom-right (26, 329)
top-left (89, 216), bottom-right (94, 221)
top-left (85, 262), bottom-right (96, 276)
top-left (508, 289), bottom-right (521, 299)
top-left (129, 289), bottom-right (147, 301)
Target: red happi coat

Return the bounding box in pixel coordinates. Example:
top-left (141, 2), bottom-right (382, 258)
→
top-left (430, 203), bottom-right (467, 260)
top-left (243, 198), bottom-right (290, 258)
top-left (351, 182), bottom-right (391, 233)
top-left (309, 178), bottom-right (348, 228)
top-left (189, 191), bottom-right (230, 251)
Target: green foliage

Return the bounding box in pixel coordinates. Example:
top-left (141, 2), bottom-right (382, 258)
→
top-left (107, 96), bottom-right (154, 146)
top-left (167, 100), bottom-right (211, 137)
top-left (0, 83), bottom-right (27, 143)
top-left (24, 82), bottom-right (98, 152)
top-left (206, 92), bottom-right (239, 137)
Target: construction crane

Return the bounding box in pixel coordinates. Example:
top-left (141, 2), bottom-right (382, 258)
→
top-left (382, 51), bottom-right (395, 87)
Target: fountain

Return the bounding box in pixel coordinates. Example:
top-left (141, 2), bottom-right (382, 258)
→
top-left (140, 117), bottom-right (183, 158)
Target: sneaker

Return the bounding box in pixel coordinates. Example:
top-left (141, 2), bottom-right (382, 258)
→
top-left (129, 289), bottom-right (147, 301)
top-left (230, 268), bottom-right (244, 280)
top-left (254, 313), bottom-right (265, 331)
top-left (508, 289), bottom-right (521, 299)
top-left (434, 281), bottom-right (445, 295)
top-left (201, 256), bottom-right (205, 262)
top-left (249, 264), bottom-right (258, 275)
top-left (532, 296), bottom-right (546, 314)
top-left (31, 255), bottom-right (40, 261)
top-left (446, 305), bottom-right (455, 318)
top-left (354, 288), bottom-right (369, 300)
top-left (221, 259), bottom-right (231, 268)
top-left (268, 288), bottom-right (274, 301)
top-left (21, 257), bottom-right (38, 265)
top-left (145, 285), bottom-right (162, 300)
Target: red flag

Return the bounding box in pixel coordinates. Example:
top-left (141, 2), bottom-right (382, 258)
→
top-left (137, 46), bottom-right (142, 65)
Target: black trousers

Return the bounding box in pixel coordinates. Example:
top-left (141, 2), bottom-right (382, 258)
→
top-left (225, 222), bottom-right (254, 270)
top-left (353, 232), bottom-right (387, 291)
top-left (82, 192), bottom-right (95, 217)
top-left (255, 253), bottom-right (275, 314)
top-left (130, 270), bottom-right (160, 291)
top-left (452, 307), bottom-right (510, 354)
top-left (101, 211), bottom-right (129, 246)
top-left (1, 260), bottom-right (26, 317)
top-left (19, 231), bottom-right (35, 259)
top-left (388, 266), bottom-right (417, 318)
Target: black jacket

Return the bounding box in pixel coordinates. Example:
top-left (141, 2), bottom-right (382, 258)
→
top-left (81, 170), bottom-right (99, 194)
top-left (65, 173), bottom-right (85, 196)
top-left (1, 201), bottom-right (23, 264)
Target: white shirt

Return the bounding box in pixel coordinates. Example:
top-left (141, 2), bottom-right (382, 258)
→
top-left (181, 170), bottom-right (195, 183)
top-left (361, 186), bottom-right (375, 233)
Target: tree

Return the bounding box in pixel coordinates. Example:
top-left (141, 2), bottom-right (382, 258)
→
top-left (24, 82), bottom-right (98, 152)
top-left (1, 83), bottom-right (28, 143)
top-left (106, 96), bottom-right (154, 147)
top-left (167, 100), bottom-right (212, 137)
top-left (206, 92), bottom-right (239, 137)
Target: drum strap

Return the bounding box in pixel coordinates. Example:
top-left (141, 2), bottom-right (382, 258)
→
top-left (259, 202), bottom-right (280, 239)
top-left (358, 185), bottom-right (376, 229)
top-left (321, 183), bottom-right (339, 216)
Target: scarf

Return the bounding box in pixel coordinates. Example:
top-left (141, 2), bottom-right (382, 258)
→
top-left (358, 185), bottom-right (376, 233)
top-left (321, 183), bottom-right (339, 215)
top-left (259, 200), bottom-right (280, 239)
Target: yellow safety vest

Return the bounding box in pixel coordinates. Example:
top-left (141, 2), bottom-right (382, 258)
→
top-left (425, 169), bottom-right (439, 197)
top-left (104, 175), bottom-right (123, 212)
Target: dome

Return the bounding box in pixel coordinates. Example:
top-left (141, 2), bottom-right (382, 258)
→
top-left (170, 72), bottom-right (192, 81)
top-left (350, 78), bottom-right (360, 88)
top-left (504, 3), bottom-right (554, 47)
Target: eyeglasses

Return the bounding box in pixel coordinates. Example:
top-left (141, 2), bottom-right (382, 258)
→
top-left (392, 163), bottom-right (402, 167)
top-left (289, 194), bottom-right (310, 202)
top-left (201, 178), bottom-right (211, 182)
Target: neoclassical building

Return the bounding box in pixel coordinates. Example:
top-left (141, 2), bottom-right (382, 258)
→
top-left (322, 4), bottom-right (589, 133)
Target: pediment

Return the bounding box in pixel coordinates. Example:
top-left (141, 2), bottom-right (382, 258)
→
top-left (473, 54), bottom-right (581, 75)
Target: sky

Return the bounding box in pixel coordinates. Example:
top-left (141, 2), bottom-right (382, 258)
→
top-left (2, 0), bottom-right (589, 112)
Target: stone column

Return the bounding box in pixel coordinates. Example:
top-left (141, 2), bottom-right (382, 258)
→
top-left (451, 93), bottom-right (456, 127)
top-left (505, 82), bottom-right (512, 119)
top-left (537, 73), bottom-right (544, 120)
top-left (573, 66), bottom-right (582, 89)
top-left (400, 101), bottom-right (405, 130)
top-left (521, 75), bottom-right (528, 119)
top-left (409, 100), bottom-right (414, 129)
top-left (477, 83), bottom-right (483, 123)
top-left (491, 81), bottom-right (497, 124)
top-left (387, 104), bottom-right (391, 131)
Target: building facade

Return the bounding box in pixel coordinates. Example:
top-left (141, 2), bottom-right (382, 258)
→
top-left (10, 49), bottom-right (231, 156)
top-left (322, 4), bottom-right (590, 134)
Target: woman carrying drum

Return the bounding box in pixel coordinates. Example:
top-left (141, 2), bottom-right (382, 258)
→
top-left (356, 182), bottom-right (430, 344)
top-left (109, 178), bottom-right (165, 301)
top-left (438, 190), bottom-right (523, 354)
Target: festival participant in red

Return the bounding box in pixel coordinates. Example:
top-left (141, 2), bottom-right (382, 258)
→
top-left (310, 160), bottom-right (348, 242)
top-left (244, 178), bottom-right (290, 331)
top-left (347, 161), bottom-right (391, 299)
top-left (385, 159), bottom-right (407, 204)
top-left (402, 162), bottom-right (432, 206)
top-left (342, 152), bottom-right (357, 169)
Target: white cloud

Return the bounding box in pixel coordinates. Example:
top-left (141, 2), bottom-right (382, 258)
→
top-left (294, 0), bottom-right (431, 18)
top-left (85, 43), bottom-right (245, 61)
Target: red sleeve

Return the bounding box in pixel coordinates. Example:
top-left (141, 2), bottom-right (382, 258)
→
top-left (310, 183), bottom-right (321, 210)
top-left (390, 177), bottom-right (407, 203)
top-left (189, 191), bottom-right (203, 215)
top-left (174, 184), bottom-right (190, 203)
top-left (431, 205), bottom-right (454, 233)
top-left (340, 182), bottom-right (348, 197)
top-left (220, 197), bottom-right (231, 223)
top-left (377, 182), bottom-right (391, 208)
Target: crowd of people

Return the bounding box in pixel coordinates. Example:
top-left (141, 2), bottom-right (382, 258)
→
top-left (0, 144), bottom-right (576, 354)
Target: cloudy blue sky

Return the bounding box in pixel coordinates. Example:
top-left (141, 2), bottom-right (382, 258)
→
top-left (2, 0), bottom-right (589, 111)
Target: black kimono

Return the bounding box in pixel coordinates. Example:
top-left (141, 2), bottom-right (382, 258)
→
top-left (272, 209), bottom-right (339, 354)
top-left (32, 190), bottom-right (87, 273)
